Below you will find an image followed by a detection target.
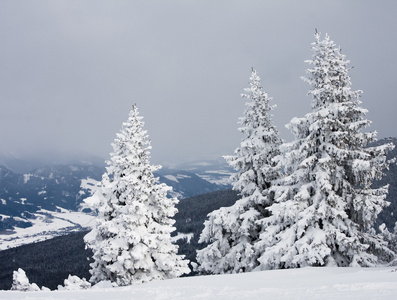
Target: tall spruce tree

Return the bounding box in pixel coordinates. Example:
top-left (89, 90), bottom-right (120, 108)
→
top-left (196, 69), bottom-right (282, 274)
top-left (84, 105), bottom-right (189, 286)
top-left (255, 32), bottom-right (395, 270)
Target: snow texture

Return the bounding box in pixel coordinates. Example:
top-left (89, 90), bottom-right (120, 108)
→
top-left (2, 267), bottom-right (397, 299)
top-left (57, 275), bottom-right (91, 290)
top-left (11, 268), bottom-right (41, 292)
top-left (197, 69), bottom-right (282, 274)
top-left (255, 32), bottom-right (396, 270)
top-left (0, 209), bottom-right (94, 251)
top-left (84, 105), bottom-right (189, 286)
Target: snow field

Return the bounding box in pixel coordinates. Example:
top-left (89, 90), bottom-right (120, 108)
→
top-left (0, 209), bottom-right (94, 250)
top-left (1, 267), bottom-right (396, 299)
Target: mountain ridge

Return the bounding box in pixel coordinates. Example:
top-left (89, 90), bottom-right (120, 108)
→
top-left (0, 159), bottom-right (233, 243)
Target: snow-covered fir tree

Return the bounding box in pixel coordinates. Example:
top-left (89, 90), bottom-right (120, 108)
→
top-left (84, 105), bottom-right (190, 286)
top-left (196, 69), bottom-right (282, 274)
top-left (255, 32), bottom-right (395, 270)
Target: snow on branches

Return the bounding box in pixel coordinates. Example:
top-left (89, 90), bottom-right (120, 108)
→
top-left (198, 32), bottom-right (395, 274)
top-left (196, 69), bottom-right (282, 274)
top-left (255, 32), bottom-right (395, 269)
top-left (84, 105), bottom-right (189, 286)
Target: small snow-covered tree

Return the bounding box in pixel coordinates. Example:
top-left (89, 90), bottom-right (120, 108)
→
top-left (84, 105), bottom-right (190, 286)
top-left (196, 69), bottom-right (282, 274)
top-left (11, 268), bottom-right (40, 291)
top-left (255, 32), bottom-right (395, 270)
top-left (57, 275), bottom-right (91, 290)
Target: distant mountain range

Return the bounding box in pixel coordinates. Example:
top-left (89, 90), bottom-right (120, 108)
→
top-left (0, 164), bottom-right (103, 231)
top-left (0, 158), bottom-right (233, 248)
top-left (157, 158), bottom-right (233, 198)
top-left (0, 152), bottom-right (106, 174)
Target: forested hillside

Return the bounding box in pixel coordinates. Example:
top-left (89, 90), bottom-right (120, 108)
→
top-left (173, 189), bottom-right (239, 264)
top-left (0, 231), bottom-right (92, 290)
top-left (0, 161), bottom-right (231, 232)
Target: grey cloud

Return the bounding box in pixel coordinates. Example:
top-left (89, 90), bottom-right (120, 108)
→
top-left (0, 0), bottom-right (396, 165)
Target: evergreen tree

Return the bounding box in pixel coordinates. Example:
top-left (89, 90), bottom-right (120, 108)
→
top-left (196, 69), bottom-right (282, 274)
top-left (255, 32), bottom-right (395, 270)
top-left (84, 105), bottom-right (189, 286)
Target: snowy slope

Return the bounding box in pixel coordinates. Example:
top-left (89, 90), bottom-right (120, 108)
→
top-left (1, 267), bottom-right (396, 299)
top-left (168, 159), bottom-right (234, 186)
top-left (0, 209), bottom-right (94, 250)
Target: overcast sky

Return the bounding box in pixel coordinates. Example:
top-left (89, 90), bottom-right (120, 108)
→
top-left (1, 0), bottom-right (396, 166)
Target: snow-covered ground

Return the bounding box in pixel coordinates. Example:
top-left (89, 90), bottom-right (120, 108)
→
top-left (1, 267), bottom-right (396, 299)
top-left (0, 209), bottom-right (195, 251)
top-left (0, 209), bottom-right (94, 250)
top-left (198, 170), bottom-right (233, 186)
